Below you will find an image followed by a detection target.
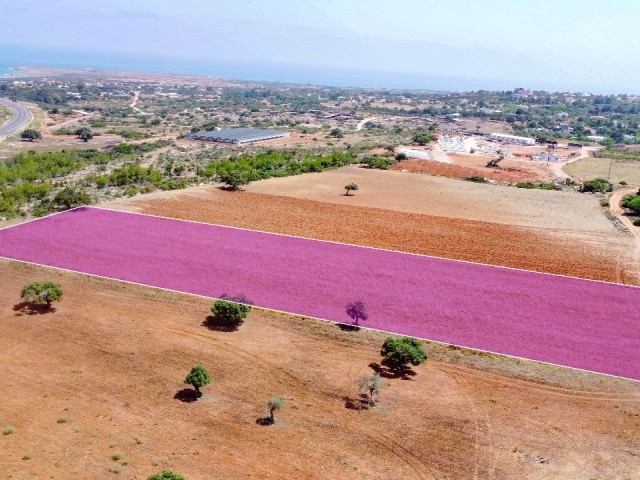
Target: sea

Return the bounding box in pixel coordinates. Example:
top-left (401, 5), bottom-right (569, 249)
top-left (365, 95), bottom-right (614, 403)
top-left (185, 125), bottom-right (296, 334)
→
top-left (0, 44), bottom-right (488, 92)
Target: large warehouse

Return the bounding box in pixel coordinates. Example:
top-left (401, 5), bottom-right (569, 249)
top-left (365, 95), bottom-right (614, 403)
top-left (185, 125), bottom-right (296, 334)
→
top-left (188, 128), bottom-right (289, 145)
top-left (489, 132), bottom-right (535, 146)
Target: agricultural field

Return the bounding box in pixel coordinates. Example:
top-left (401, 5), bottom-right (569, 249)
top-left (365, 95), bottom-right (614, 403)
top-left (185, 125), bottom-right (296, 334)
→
top-left (1, 207), bottom-right (637, 379)
top-left (1, 260), bottom-right (639, 479)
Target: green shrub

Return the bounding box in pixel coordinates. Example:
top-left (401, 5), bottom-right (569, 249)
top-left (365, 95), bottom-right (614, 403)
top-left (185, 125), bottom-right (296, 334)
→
top-left (21, 281), bottom-right (63, 307)
top-left (211, 296), bottom-right (252, 325)
top-left (147, 471), bottom-right (185, 480)
top-left (465, 176), bottom-right (487, 183)
top-left (381, 337), bottom-right (427, 370)
top-left (361, 157), bottom-right (395, 170)
top-left (3, 427), bottom-right (14, 435)
top-left (633, 218), bottom-right (640, 226)
top-left (581, 178), bottom-right (613, 193)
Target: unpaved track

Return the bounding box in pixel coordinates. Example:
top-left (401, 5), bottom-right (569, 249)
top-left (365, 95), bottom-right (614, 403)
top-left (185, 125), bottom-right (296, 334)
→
top-left (610, 187), bottom-right (640, 277)
top-left (130, 91), bottom-right (149, 115)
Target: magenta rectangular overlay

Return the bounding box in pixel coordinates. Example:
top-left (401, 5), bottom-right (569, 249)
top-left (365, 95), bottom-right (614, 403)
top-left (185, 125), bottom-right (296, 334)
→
top-left (1, 207), bottom-right (638, 380)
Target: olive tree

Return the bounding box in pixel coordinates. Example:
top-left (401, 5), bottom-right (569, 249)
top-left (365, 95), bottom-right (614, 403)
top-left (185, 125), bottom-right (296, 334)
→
top-left (381, 337), bottom-right (427, 371)
top-left (344, 183), bottom-right (359, 196)
top-left (267, 397), bottom-right (284, 423)
top-left (20, 129), bottom-right (42, 142)
top-left (75, 127), bottom-right (93, 142)
top-left (21, 281), bottom-right (63, 308)
top-left (346, 301), bottom-right (368, 326)
top-left (184, 365), bottom-right (212, 397)
top-left (358, 373), bottom-right (387, 406)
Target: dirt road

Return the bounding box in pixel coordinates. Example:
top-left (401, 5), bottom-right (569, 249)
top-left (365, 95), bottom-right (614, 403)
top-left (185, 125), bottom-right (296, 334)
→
top-left (130, 91), bottom-right (149, 115)
top-left (610, 187), bottom-right (640, 276)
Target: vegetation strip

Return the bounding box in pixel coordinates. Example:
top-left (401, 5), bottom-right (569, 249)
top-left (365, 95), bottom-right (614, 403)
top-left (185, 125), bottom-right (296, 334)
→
top-left (0, 206), bottom-right (638, 380)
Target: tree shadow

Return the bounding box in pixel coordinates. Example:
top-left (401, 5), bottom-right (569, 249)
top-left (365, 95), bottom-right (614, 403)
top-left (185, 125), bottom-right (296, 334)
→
top-left (217, 186), bottom-right (242, 192)
top-left (343, 394), bottom-right (371, 411)
top-left (173, 388), bottom-right (200, 403)
top-left (337, 323), bottom-right (360, 332)
top-left (369, 360), bottom-right (417, 381)
top-left (13, 302), bottom-right (56, 316)
top-left (202, 316), bottom-right (240, 332)
top-left (256, 417), bottom-right (275, 426)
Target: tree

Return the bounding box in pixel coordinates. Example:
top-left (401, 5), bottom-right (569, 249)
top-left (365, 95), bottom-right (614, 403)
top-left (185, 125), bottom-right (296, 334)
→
top-left (330, 128), bottom-right (344, 138)
top-left (381, 337), bottom-right (427, 371)
top-left (346, 301), bottom-right (368, 326)
top-left (75, 127), bottom-right (93, 142)
top-left (20, 129), bottom-right (42, 142)
top-left (344, 183), bottom-right (359, 196)
top-left (395, 152), bottom-right (408, 161)
top-left (51, 187), bottom-right (92, 211)
top-left (21, 281), bottom-right (63, 308)
top-left (267, 396), bottom-right (284, 423)
top-left (147, 472), bottom-right (185, 480)
top-left (413, 132), bottom-right (435, 145)
top-left (218, 169), bottom-right (252, 190)
top-left (211, 295), bottom-right (252, 326)
top-left (358, 373), bottom-right (387, 406)
top-left (621, 194), bottom-right (640, 215)
top-left (581, 178), bottom-right (613, 193)
top-left (184, 365), bottom-right (212, 397)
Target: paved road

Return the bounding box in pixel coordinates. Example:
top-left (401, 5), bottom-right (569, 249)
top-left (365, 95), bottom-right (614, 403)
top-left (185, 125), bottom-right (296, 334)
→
top-left (0, 97), bottom-right (32, 138)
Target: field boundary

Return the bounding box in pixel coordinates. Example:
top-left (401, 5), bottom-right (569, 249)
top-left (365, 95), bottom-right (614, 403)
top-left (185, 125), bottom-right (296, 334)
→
top-left (1, 253), bottom-right (638, 384)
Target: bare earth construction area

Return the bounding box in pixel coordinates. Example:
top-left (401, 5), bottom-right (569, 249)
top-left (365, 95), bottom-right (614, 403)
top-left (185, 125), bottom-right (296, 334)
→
top-left (0, 207), bottom-right (637, 380)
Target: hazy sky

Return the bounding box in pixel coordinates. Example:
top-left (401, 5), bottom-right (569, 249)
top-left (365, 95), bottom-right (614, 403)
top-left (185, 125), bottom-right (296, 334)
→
top-left (1, 0), bottom-right (638, 92)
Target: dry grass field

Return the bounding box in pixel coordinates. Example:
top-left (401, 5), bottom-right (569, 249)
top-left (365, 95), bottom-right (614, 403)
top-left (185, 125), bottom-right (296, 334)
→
top-left (1, 260), bottom-right (639, 480)
top-left (564, 156), bottom-right (640, 186)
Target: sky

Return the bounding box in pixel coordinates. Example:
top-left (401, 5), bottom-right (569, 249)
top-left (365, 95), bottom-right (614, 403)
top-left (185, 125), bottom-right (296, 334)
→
top-left (1, 0), bottom-right (639, 93)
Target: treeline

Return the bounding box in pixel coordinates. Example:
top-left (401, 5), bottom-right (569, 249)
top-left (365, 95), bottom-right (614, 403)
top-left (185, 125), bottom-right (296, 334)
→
top-left (200, 150), bottom-right (357, 183)
top-left (599, 148), bottom-right (640, 161)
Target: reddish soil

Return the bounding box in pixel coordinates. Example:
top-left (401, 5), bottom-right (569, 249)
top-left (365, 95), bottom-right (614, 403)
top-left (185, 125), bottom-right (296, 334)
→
top-left (2, 261), bottom-right (638, 479)
top-left (391, 159), bottom-right (541, 183)
top-left (114, 189), bottom-right (637, 284)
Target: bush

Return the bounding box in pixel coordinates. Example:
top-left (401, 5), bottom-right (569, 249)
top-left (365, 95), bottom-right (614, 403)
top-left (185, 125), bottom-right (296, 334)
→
top-left (395, 152), bottom-right (408, 161)
top-left (465, 176), bottom-right (488, 183)
top-left (147, 472), bottom-right (185, 480)
top-left (413, 132), bottom-right (435, 145)
top-left (211, 295), bottom-right (252, 325)
top-left (381, 337), bottom-right (427, 370)
top-left (621, 195), bottom-right (640, 215)
top-left (361, 157), bottom-right (395, 170)
top-left (581, 178), bottom-right (613, 193)
top-left (633, 218), bottom-right (640, 226)
top-left (515, 182), bottom-right (562, 191)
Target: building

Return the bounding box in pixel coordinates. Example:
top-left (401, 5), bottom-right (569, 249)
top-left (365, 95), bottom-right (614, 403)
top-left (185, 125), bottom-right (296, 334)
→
top-left (188, 128), bottom-right (289, 145)
top-left (489, 132), bottom-right (536, 146)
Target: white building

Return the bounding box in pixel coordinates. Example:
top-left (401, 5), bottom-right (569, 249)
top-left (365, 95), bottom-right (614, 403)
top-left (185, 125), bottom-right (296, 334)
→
top-left (489, 133), bottom-right (535, 146)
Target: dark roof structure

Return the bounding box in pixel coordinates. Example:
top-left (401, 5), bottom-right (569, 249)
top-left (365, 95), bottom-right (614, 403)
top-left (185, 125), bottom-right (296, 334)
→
top-left (188, 128), bottom-right (289, 144)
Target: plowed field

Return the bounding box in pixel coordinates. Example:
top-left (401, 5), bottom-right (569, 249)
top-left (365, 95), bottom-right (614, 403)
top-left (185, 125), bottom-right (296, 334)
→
top-left (1, 261), bottom-right (639, 479)
top-left (111, 188), bottom-right (637, 284)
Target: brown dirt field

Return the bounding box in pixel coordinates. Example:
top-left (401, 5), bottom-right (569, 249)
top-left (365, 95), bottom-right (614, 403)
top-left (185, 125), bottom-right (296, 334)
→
top-left (107, 187), bottom-right (638, 284)
top-left (2, 260), bottom-right (638, 480)
top-left (390, 158), bottom-right (542, 183)
top-left (243, 166), bottom-right (619, 234)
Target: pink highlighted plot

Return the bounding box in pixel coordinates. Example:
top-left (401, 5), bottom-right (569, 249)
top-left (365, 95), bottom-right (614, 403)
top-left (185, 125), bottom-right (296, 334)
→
top-left (0, 207), bottom-right (638, 380)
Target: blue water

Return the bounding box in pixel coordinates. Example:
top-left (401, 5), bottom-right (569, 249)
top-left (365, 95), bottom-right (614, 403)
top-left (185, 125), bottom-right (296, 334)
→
top-left (0, 43), bottom-right (488, 92)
